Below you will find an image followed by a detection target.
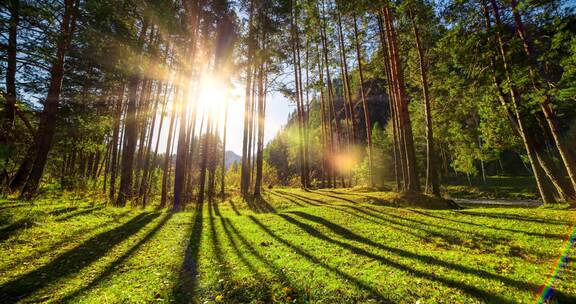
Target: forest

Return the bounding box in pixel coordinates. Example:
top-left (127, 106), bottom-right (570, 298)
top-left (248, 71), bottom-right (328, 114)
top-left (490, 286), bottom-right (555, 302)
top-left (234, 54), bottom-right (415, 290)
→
top-left (0, 0), bottom-right (575, 303)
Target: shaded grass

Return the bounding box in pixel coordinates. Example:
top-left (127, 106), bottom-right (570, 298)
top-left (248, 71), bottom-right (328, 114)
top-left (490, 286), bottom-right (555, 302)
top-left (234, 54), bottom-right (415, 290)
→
top-left (443, 176), bottom-right (539, 200)
top-left (0, 188), bottom-right (575, 303)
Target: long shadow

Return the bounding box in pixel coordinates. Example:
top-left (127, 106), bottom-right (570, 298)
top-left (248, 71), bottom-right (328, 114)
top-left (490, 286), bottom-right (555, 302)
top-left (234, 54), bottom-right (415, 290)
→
top-left (310, 190), bottom-right (359, 204)
top-left (269, 191), bottom-right (311, 207)
top-left (48, 206), bottom-right (80, 217)
top-left (227, 199), bottom-right (241, 215)
top-left (0, 210), bottom-right (133, 273)
top-left (245, 195), bottom-right (276, 213)
top-left (409, 209), bottom-right (566, 239)
top-left (329, 204), bottom-right (508, 252)
top-left (342, 205), bottom-right (524, 250)
top-left (456, 210), bottom-right (571, 225)
top-left (320, 190), bottom-right (389, 205)
top-left (281, 193), bottom-right (508, 248)
top-left (219, 217), bottom-right (305, 302)
top-left (278, 213), bottom-right (514, 303)
top-left (287, 210), bottom-right (537, 290)
top-left (268, 191), bottom-right (304, 207)
top-left (0, 203), bottom-right (31, 211)
top-left (275, 191), bottom-right (328, 206)
top-left (0, 212), bottom-right (158, 303)
top-left (60, 212), bottom-right (174, 303)
top-left (247, 215), bottom-right (393, 303)
top-left (173, 202), bottom-right (204, 302)
top-left (208, 200), bottom-right (230, 276)
top-left (55, 206), bottom-right (105, 222)
top-left (0, 219), bottom-right (35, 242)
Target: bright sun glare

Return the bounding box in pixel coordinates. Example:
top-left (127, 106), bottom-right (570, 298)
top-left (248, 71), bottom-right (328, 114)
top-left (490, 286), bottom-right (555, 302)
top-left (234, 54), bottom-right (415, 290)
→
top-left (196, 76), bottom-right (228, 120)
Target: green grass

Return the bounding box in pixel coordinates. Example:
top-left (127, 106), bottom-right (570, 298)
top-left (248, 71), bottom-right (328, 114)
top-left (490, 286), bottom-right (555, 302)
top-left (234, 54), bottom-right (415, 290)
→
top-left (443, 176), bottom-right (539, 200)
top-left (0, 188), bottom-right (575, 303)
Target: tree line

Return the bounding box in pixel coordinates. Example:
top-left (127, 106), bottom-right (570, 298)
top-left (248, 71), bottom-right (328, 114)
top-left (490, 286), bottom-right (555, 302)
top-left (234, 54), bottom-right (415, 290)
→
top-left (0, 0), bottom-right (575, 207)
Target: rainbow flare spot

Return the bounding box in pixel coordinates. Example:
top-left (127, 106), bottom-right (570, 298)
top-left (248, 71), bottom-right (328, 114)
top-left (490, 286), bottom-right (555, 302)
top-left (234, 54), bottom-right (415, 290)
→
top-left (535, 223), bottom-right (576, 303)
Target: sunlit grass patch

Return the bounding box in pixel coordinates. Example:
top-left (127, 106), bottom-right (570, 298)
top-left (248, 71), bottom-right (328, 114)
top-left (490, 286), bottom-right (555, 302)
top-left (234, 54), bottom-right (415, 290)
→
top-left (0, 190), bottom-right (574, 303)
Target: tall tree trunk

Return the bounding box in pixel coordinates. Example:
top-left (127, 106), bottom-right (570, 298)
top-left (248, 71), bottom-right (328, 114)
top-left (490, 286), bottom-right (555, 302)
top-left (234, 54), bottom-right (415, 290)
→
top-left (138, 81), bottom-right (164, 207)
top-left (377, 12), bottom-right (401, 190)
top-left (197, 117), bottom-right (212, 204)
top-left (507, 0), bottom-right (576, 196)
top-left (160, 87), bottom-right (179, 208)
top-left (352, 13), bottom-right (374, 188)
top-left (116, 75), bottom-right (141, 206)
top-left (241, 0), bottom-right (255, 196)
top-left (316, 41), bottom-right (330, 188)
top-left (173, 83), bottom-right (189, 210)
top-left (484, 0), bottom-right (556, 204)
top-left (254, 62), bottom-right (266, 196)
top-left (109, 84), bottom-right (125, 202)
top-left (319, 0), bottom-right (338, 187)
top-left (337, 14), bottom-right (356, 145)
top-left (382, 5), bottom-right (420, 192)
top-left (410, 10), bottom-right (439, 196)
top-left (291, 0), bottom-right (308, 189)
top-left (20, 0), bottom-right (79, 199)
top-left (220, 102), bottom-right (229, 198)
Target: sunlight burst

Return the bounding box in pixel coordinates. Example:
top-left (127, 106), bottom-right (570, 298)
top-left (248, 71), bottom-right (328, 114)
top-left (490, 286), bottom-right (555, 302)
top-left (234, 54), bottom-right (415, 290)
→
top-left (196, 76), bottom-right (228, 120)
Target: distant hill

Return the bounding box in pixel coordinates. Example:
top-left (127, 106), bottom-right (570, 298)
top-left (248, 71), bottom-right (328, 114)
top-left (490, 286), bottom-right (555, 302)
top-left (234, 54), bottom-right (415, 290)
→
top-left (225, 151), bottom-right (241, 169)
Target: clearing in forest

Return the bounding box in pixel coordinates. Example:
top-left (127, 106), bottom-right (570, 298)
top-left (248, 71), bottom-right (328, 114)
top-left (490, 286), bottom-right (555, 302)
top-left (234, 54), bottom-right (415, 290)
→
top-left (0, 189), bottom-right (574, 303)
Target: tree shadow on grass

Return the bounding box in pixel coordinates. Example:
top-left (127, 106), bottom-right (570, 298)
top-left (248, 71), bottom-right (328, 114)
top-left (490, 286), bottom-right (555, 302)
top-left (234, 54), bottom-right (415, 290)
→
top-left (207, 200), bottom-right (230, 278)
top-left (247, 215), bottom-right (393, 303)
top-left (0, 219), bottom-right (35, 242)
top-left (408, 209), bottom-right (567, 239)
top-left (319, 189), bottom-right (390, 205)
top-left (455, 210), bottom-right (572, 225)
top-left (329, 204), bottom-right (516, 253)
top-left (309, 190), bottom-right (359, 204)
top-left (278, 212), bottom-right (523, 303)
top-left (55, 206), bottom-right (105, 222)
top-left (227, 199), bottom-right (241, 215)
top-left (0, 212), bottom-right (159, 303)
top-left (60, 212), bottom-right (174, 303)
top-left (47, 206), bottom-right (79, 216)
top-left (245, 195), bottom-right (276, 213)
top-left (219, 217), bottom-right (307, 302)
top-left (0, 203), bottom-right (31, 211)
top-left (275, 190), bottom-right (328, 206)
top-left (0, 210), bottom-right (133, 273)
top-left (348, 204), bottom-right (518, 244)
top-left (270, 191), bottom-right (319, 207)
top-left (173, 202), bottom-right (204, 303)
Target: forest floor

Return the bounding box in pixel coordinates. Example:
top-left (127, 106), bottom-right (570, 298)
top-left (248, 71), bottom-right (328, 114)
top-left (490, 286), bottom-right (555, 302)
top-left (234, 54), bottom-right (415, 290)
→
top-left (443, 176), bottom-right (539, 200)
top-left (0, 188), bottom-right (575, 303)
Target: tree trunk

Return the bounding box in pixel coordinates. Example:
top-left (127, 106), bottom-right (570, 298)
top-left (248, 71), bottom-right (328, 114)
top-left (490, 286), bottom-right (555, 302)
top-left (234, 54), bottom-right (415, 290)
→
top-left (173, 81), bottom-right (189, 210)
top-left (383, 5), bottom-right (420, 192)
top-left (109, 84), bottom-right (125, 202)
top-left (352, 13), bottom-right (374, 188)
top-left (197, 118), bottom-right (212, 205)
top-left (410, 10), bottom-right (439, 196)
top-left (220, 102), bottom-right (229, 199)
top-left (241, 0), bottom-right (255, 196)
top-left (508, 0), bottom-right (576, 196)
top-left (484, 0), bottom-right (556, 204)
top-left (138, 81), bottom-right (164, 207)
top-left (254, 62), bottom-right (266, 196)
top-left (160, 87), bottom-right (179, 208)
top-left (20, 0), bottom-right (79, 199)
